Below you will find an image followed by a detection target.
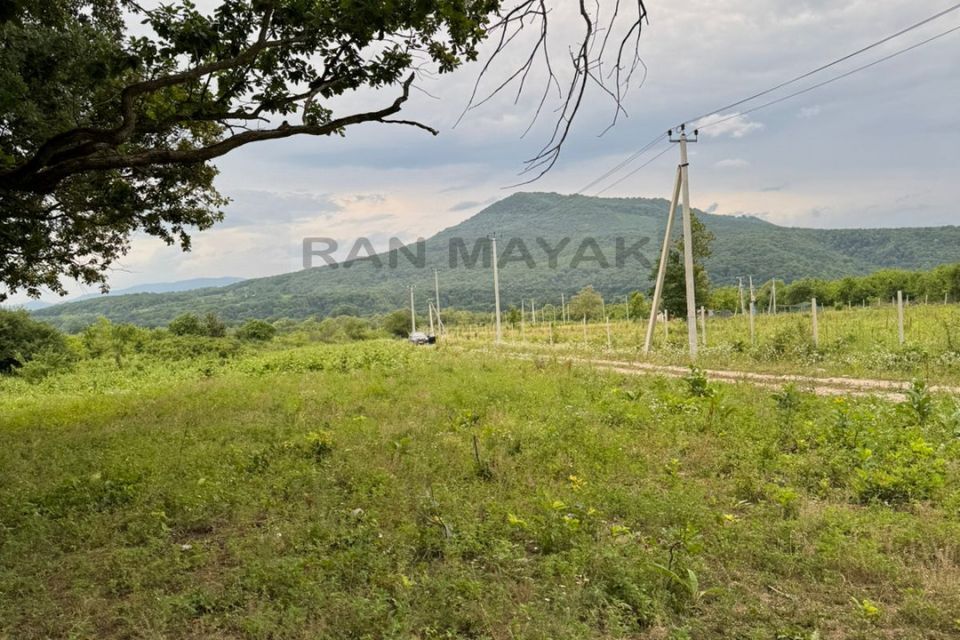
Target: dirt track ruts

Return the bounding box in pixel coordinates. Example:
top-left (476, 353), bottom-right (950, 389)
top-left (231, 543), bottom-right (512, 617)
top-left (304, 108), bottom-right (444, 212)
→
top-left (467, 346), bottom-right (960, 400)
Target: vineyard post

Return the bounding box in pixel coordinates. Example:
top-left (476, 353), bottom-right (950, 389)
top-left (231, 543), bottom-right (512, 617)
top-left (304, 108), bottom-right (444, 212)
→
top-left (897, 290), bottom-right (905, 345)
top-left (749, 276), bottom-right (756, 346)
top-left (582, 315), bottom-right (587, 341)
top-left (520, 300), bottom-right (525, 341)
top-left (700, 306), bottom-right (707, 347)
top-left (606, 316), bottom-right (612, 350)
top-left (560, 293), bottom-right (566, 323)
top-left (812, 298), bottom-right (819, 348)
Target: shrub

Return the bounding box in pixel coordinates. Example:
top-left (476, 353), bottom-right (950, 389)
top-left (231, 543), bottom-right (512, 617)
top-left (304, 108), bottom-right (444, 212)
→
top-left (236, 319), bottom-right (277, 341)
top-left (168, 313), bottom-right (205, 336)
top-left (0, 309), bottom-right (71, 375)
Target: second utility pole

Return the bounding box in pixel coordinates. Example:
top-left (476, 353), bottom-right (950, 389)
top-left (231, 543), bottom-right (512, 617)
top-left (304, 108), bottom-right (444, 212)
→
top-left (644, 125), bottom-right (699, 359)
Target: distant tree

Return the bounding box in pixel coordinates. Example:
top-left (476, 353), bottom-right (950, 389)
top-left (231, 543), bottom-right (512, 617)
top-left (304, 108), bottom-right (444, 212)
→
top-left (650, 213), bottom-right (714, 317)
top-left (382, 310), bottom-right (413, 338)
top-left (506, 306), bottom-right (521, 327)
top-left (203, 313), bottom-right (227, 338)
top-left (168, 313), bottom-right (205, 337)
top-left (709, 287), bottom-right (739, 313)
top-left (569, 286), bottom-right (604, 321)
top-left (236, 319), bottom-right (276, 342)
top-left (627, 291), bottom-right (649, 320)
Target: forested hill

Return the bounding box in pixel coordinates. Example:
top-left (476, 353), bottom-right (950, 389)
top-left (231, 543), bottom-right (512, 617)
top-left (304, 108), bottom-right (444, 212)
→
top-left (31, 192), bottom-right (960, 328)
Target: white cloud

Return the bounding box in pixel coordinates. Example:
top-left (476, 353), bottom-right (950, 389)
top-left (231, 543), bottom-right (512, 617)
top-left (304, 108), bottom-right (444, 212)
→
top-left (798, 105), bottom-right (822, 118)
top-left (714, 158), bottom-right (750, 169)
top-left (694, 113), bottom-right (765, 138)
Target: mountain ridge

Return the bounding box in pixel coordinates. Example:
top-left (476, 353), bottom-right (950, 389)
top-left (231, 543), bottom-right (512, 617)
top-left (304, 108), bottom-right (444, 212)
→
top-left (29, 192), bottom-right (960, 328)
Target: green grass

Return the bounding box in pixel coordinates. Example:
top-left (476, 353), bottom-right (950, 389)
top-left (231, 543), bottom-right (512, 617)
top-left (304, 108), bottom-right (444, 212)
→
top-left (449, 302), bottom-right (960, 383)
top-left (2, 341), bottom-right (959, 638)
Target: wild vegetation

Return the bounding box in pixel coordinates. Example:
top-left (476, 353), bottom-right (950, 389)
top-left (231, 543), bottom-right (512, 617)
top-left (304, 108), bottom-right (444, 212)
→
top-left (2, 336), bottom-right (960, 639)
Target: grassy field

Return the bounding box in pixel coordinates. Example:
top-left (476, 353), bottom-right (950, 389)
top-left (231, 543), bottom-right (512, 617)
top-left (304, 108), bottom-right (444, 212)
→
top-left (447, 302), bottom-right (960, 383)
top-left (2, 340), bottom-right (959, 639)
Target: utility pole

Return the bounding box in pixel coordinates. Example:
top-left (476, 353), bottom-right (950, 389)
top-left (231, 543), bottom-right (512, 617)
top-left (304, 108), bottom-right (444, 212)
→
top-left (749, 276), bottom-right (756, 345)
top-left (409, 286), bottom-right (416, 334)
top-left (644, 165), bottom-right (682, 354)
top-left (434, 268), bottom-right (442, 334)
top-left (644, 125), bottom-right (699, 358)
top-left (490, 235), bottom-right (502, 344)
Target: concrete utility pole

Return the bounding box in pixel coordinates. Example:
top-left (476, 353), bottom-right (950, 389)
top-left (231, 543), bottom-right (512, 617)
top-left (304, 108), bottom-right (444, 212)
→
top-left (434, 268), bottom-right (442, 334)
top-left (409, 286), bottom-right (416, 334)
top-left (749, 276), bottom-right (756, 345)
top-left (678, 129), bottom-right (699, 358)
top-left (560, 293), bottom-right (565, 323)
top-left (645, 126), bottom-right (700, 358)
top-left (644, 167), bottom-right (682, 353)
top-left (491, 235), bottom-right (502, 344)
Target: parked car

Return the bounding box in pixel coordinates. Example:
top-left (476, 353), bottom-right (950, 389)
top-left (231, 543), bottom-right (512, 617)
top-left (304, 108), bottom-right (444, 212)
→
top-left (408, 332), bottom-right (430, 345)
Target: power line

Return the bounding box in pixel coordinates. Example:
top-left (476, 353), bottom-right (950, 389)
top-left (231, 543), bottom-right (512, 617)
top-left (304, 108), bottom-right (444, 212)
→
top-left (576, 132), bottom-right (667, 194)
top-left (679, 1), bottom-right (960, 128)
top-left (697, 23), bottom-right (960, 134)
top-left (594, 144), bottom-right (673, 196)
top-left (582, 2), bottom-right (960, 195)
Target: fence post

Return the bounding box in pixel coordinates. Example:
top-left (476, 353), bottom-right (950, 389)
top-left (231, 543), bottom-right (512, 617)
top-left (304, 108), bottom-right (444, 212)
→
top-left (897, 290), bottom-right (905, 345)
top-left (811, 297), bottom-right (819, 348)
top-left (699, 306), bottom-right (707, 347)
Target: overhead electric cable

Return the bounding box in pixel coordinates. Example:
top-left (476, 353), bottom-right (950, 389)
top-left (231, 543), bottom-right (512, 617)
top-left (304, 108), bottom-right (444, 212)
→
top-left (697, 23), bottom-right (960, 134)
top-left (594, 144), bottom-right (673, 196)
top-left (678, 1), bottom-right (960, 127)
top-left (583, 2), bottom-right (960, 194)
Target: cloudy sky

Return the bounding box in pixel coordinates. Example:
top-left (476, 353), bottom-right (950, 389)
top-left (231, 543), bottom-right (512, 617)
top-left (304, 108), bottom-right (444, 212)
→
top-left (10, 0), bottom-right (960, 304)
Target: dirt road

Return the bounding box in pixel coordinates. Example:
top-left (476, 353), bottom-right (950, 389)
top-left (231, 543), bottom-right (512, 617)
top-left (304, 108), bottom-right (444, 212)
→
top-left (476, 348), bottom-right (960, 399)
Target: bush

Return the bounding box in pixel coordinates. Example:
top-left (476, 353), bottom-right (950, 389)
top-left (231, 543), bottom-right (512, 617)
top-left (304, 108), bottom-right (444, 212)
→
top-left (236, 319), bottom-right (277, 341)
top-left (168, 312), bottom-right (227, 338)
top-left (0, 309), bottom-right (71, 374)
top-left (168, 313), bottom-right (205, 336)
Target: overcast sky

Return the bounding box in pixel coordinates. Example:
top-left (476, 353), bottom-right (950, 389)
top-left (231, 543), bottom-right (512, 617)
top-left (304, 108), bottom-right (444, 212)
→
top-left (9, 0), bottom-right (960, 304)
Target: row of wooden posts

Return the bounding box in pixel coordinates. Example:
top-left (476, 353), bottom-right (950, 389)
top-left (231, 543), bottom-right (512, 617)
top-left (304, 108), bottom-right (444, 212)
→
top-left (464, 289), bottom-right (919, 351)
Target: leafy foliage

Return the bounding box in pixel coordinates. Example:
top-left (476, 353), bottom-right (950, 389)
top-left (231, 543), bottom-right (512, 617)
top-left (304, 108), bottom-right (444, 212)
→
top-left (1, 3), bottom-right (649, 298)
top-left (651, 212), bottom-right (714, 317)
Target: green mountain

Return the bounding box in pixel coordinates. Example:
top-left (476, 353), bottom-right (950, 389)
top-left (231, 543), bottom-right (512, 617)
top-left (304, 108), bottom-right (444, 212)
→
top-left (31, 192), bottom-right (960, 328)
